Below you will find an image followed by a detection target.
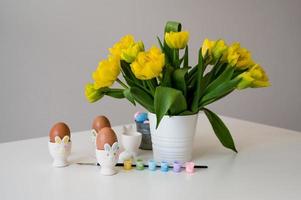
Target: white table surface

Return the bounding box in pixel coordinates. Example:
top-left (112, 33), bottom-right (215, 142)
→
top-left (0, 114), bottom-right (301, 200)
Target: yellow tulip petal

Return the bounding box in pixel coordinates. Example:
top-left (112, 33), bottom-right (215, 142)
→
top-left (130, 46), bottom-right (165, 80)
top-left (92, 57), bottom-right (120, 89)
top-left (165, 31), bottom-right (189, 49)
top-left (237, 64), bottom-right (270, 89)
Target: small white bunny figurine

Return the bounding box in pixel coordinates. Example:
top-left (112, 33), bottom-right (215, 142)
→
top-left (48, 136), bottom-right (72, 167)
top-left (96, 142), bottom-right (119, 175)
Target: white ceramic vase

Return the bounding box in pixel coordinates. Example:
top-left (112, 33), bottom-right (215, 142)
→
top-left (148, 112), bottom-right (198, 163)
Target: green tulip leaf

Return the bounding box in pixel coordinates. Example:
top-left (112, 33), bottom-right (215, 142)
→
top-left (199, 89), bottom-right (234, 108)
top-left (213, 63), bottom-right (228, 80)
top-left (145, 80), bottom-right (156, 95)
top-left (172, 68), bottom-right (189, 96)
top-left (164, 21), bottom-right (182, 33)
top-left (200, 78), bottom-right (241, 106)
top-left (130, 87), bottom-right (154, 112)
top-left (196, 72), bottom-right (214, 101)
top-left (187, 64), bottom-right (198, 87)
top-left (105, 88), bottom-right (125, 99)
top-left (157, 36), bottom-right (171, 65)
top-left (172, 49), bottom-right (180, 68)
top-left (123, 88), bottom-right (136, 105)
top-left (191, 48), bottom-right (204, 112)
top-left (120, 60), bottom-right (142, 86)
top-left (203, 108), bottom-right (237, 152)
top-left (123, 75), bottom-right (136, 87)
top-left (123, 75), bottom-right (153, 97)
top-left (163, 21), bottom-right (181, 68)
top-left (183, 45), bottom-right (189, 67)
top-left (161, 65), bottom-right (174, 87)
top-left (232, 68), bottom-right (249, 79)
top-left (205, 66), bottom-right (234, 94)
top-left (157, 36), bottom-right (164, 51)
top-left (154, 86), bottom-right (187, 128)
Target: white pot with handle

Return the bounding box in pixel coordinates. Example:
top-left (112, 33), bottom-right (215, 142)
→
top-left (148, 112), bottom-right (198, 163)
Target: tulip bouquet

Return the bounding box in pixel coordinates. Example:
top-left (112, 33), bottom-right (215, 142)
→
top-left (85, 21), bottom-right (270, 152)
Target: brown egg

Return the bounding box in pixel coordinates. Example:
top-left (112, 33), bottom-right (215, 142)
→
top-left (92, 115), bottom-right (111, 133)
top-left (96, 127), bottom-right (117, 150)
top-left (49, 122), bottom-right (71, 143)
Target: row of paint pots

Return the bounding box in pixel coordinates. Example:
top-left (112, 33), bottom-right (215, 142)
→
top-left (123, 159), bottom-right (195, 173)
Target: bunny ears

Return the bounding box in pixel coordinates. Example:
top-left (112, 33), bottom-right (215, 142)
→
top-left (91, 129), bottom-right (98, 137)
top-left (122, 125), bottom-right (134, 133)
top-left (54, 136), bottom-right (70, 144)
top-left (104, 142), bottom-right (119, 152)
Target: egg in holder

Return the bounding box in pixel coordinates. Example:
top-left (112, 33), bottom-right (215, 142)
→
top-left (95, 126), bottom-right (119, 176)
top-left (90, 116), bottom-right (112, 153)
top-left (48, 136), bottom-right (71, 167)
top-left (96, 142), bottom-right (119, 175)
top-left (48, 122), bottom-right (72, 167)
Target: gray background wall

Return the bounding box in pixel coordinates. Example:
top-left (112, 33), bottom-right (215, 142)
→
top-left (1, 0), bottom-right (300, 142)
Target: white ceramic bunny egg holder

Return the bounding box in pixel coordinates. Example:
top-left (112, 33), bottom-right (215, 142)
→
top-left (96, 142), bottom-right (120, 175)
top-left (48, 136), bottom-right (72, 167)
top-left (91, 129), bottom-right (97, 146)
top-left (119, 125), bottom-right (142, 162)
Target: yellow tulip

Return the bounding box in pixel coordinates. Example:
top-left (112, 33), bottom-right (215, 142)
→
top-left (121, 41), bottom-right (144, 63)
top-left (92, 56), bottom-right (120, 89)
top-left (237, 64), bottom-right (270, 89)
top-left (226, 43), bottom-right (254, 69)
top-left (109, 35), bottom-right (144, 63)
top-left (131, 46), bottom-right (165, 80)
top-left (202, 38), bottom-right (215, 58)
top-left (201, 39), bottom-right (227, 63)
top-left (165, 31), bottom-right (189, 49)
top-left (109, 35), bottom-right (135, 58)
top-left (85, 83), bottom-right (103, 103)
top-left (213, 40), bottom-right (227, 60)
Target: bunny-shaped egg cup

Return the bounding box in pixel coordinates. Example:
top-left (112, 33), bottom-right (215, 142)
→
top-left (96, 142), bottom-right (120, 175)
top-left (91, 129), bottom-right (97, 145)
top-left (48, 136), bottom-right (72, 167)
top-left (119, 125), bottom-right (142, 161)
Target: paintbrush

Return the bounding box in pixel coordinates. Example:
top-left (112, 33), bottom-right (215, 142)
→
top-left (77, 162), bottom-right (208, 168)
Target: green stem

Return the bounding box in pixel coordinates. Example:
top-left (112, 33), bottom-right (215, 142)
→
top-left (172, 49), bottom-right (179, 68)
top-left (146, 80), bottom-right (156, 95)
top-left (116, 78), bottom-right (128, 89)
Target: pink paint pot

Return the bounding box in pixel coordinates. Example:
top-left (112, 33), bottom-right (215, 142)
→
top-left (185, 162), bottom-right (195, 173)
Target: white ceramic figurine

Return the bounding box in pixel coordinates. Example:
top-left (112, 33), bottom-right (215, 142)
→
top-left (119, 125), bottom-right (142, 161)
top-left (48, 136), bottom-right (72, 167)
top-left (96, 142), bottom-right (120, 175)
